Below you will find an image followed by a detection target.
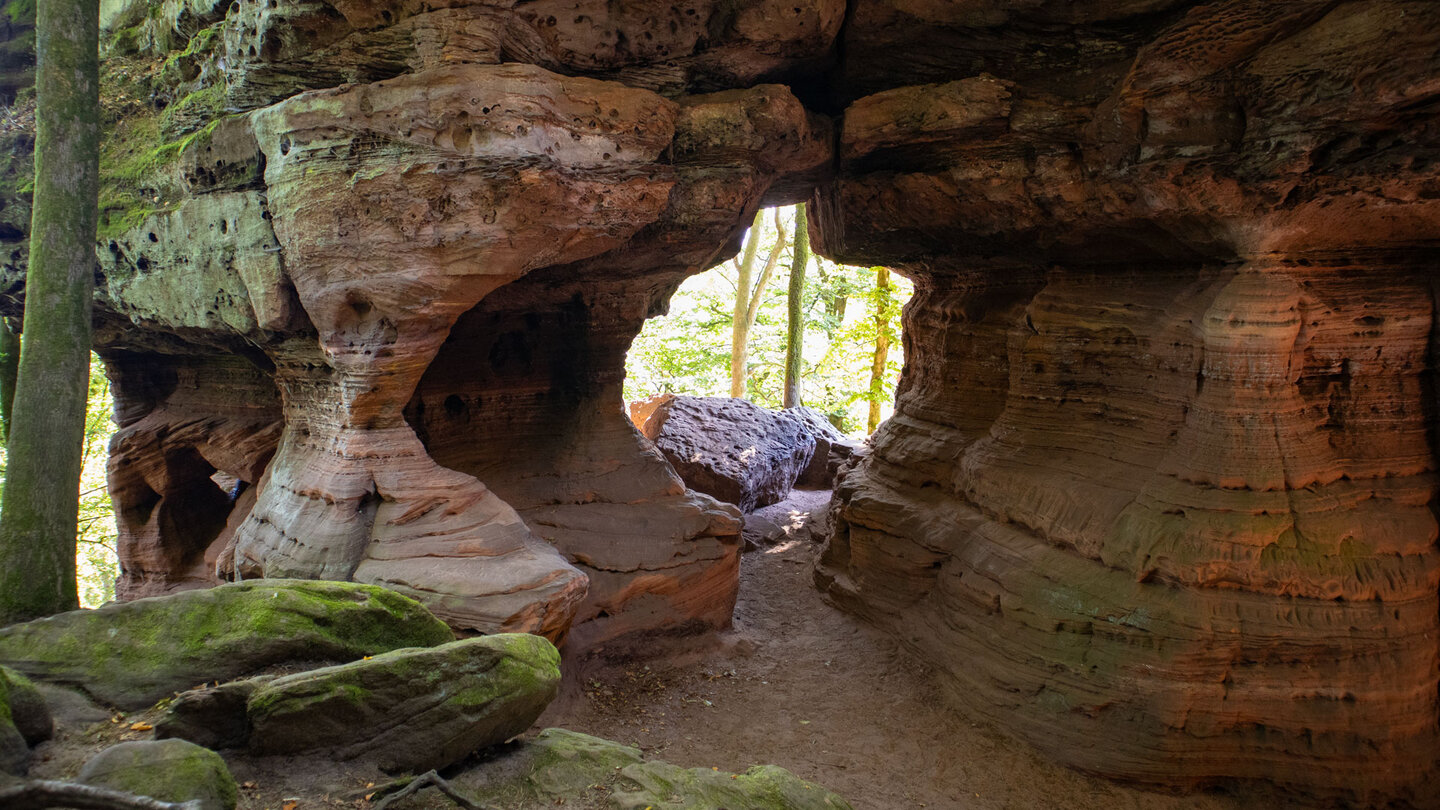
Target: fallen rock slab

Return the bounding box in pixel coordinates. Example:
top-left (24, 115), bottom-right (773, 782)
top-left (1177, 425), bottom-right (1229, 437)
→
top-left (454, 728), bottom-right (853, 809)
top-left (742, 489), bottom-right (835, 551)
top-left (634, 395), bottom-right (816, 512)
top-left (0, 580), bottom-right (453, 709)
top-left (247, 634), bottom-right (560, 772)
top-left (78, 739), bottom-right (237, 810)
top-left (786, 407), bottom-right (863, 489)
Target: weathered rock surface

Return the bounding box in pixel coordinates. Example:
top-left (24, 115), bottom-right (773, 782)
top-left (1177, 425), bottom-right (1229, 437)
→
top-left (742, 489), bottom-right (833, 552)
top-left (454, 728), bottom-right (853, 810)
top-left (78, 739), bottom-right (238, 810)
top-left (0, 580), bottom-right (452, 709)
top-left (634, 395), bottom-right (817, 512)
top-left (0, 0), bottom-right (840, 644)
top-left (247, 634), bottom-right (560, 772)
top-left (811, 0), bottom-right (1440, 803)
top-left (787, 407), bottom-right (861, 488)
top-left (155, 675), bottom-right (275, 751)
top-left (1, 0), bottom-right (1437, 802)
top-left (0, 665), bottom-right (49, 776)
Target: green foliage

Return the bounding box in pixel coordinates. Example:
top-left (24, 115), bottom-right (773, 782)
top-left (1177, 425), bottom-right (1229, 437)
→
top-left (0, 353), bottom-right (118, 608)
top-left (76, 355), bottom-right (118, 607)
top-left (2, 0), bottom-right (34, 25)
top-left (626, 205), bottom-right (911, 435)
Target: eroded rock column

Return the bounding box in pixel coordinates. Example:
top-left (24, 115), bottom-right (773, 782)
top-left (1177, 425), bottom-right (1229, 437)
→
top-left (814, 0), bottom-right (1440, 801)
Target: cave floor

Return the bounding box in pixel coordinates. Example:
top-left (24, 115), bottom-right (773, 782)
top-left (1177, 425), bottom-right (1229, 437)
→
top-left (541, 514), bottom-right (1296, 810)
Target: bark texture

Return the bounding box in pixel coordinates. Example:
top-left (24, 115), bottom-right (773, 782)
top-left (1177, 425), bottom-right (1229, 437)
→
top-left (0, 0), bottom-right (99, 623)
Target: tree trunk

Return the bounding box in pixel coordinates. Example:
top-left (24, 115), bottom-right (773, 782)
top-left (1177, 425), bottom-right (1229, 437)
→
top-left (0, 0), bottom-right (100, 623)
top-left (729, 209), bottom-right (764, 398)
top-left (729, 209), bottom-right (787, 399)
top-left (0, 318), bottom-right (18, 441)
top-left (783, 204), bottom-right (808, 408)
top-left (867, 267), bottom-right (892, 434)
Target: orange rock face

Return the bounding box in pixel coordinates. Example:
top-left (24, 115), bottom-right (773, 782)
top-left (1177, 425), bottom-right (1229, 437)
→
top-left (74, 0), bottom-right (834, 642)
top-left (813, 0), bottom-right (1440, 802)
top-left (3, 0), bottom-right (1437, 800)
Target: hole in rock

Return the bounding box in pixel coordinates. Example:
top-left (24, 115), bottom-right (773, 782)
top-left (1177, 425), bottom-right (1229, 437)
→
top-left (624, 204), bottom-right (911, 437)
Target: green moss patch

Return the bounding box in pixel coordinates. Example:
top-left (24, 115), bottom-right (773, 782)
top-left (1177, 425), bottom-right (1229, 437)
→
top-left (246, 634), bottom-right (559, 773)
top-left (450, 728), bottom-right (854, 810)
top-left (0, 579), bottom-right (453, 710)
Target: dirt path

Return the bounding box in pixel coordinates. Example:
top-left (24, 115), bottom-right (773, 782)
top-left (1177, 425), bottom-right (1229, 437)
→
top-left (540, 512), bottom-right (1291, 810)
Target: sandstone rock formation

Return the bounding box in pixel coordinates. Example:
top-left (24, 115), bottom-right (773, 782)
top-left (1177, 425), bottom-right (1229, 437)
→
top-left (0, 0), bottom-right (1437, 803)
top-left (0, 0), bottom-right (837, 641)
top-left (812, 0), bottom-right (1440, 803)
top-left (786, 406), bottom-right (860, 488)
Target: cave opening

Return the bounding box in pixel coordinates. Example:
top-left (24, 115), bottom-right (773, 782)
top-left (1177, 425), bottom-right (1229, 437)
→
top-left (624, 203), bottom-right (913, 438)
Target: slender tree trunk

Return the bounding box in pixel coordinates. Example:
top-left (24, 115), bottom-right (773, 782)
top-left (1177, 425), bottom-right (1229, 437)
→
top-left (867, 267), bottom-right (892, 434)
top-left (0, 0), bottom-right (100, 623)
top-left (783, 204), bottom-right (808, 408)
top-left (729, 209), bottom-right (787, 399)
top-left (729, 210), bottom-right (763, 398)
top-left (0, 319), bottom-right (18, 441)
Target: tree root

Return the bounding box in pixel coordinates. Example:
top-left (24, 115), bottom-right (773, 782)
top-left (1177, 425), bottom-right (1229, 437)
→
top-left (371, 770), bottom-right (497, 810)
top-left (0, 779), bottom-right (204, 810)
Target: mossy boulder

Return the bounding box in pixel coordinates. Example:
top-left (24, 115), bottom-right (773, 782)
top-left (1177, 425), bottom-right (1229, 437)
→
top-left (247, 634), bottom-right (560, 772)
top-left (155, 674), bottom-right (276, 750)
top-left (0, 664), bottom-right (50, 775)
top-left (452, 728), bottom-right (854, 810)
top-left (0, 580), bottom-right (453, 709)
top-left (78, 739), bottom-right (238, 810)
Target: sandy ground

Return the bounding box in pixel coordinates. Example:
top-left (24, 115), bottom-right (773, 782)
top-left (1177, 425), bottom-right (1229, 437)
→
top-left (539, 496), bottom-right (1303, 810)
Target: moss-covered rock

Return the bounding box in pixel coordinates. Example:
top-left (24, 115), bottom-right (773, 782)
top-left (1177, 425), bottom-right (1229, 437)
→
top-left (0, 664), bottom-right (50, 775)
top-left (247, 633), bottom-right (560, 773)
top-left (155, 674), bottom-right (276, 750)
top-left (78, 739), bottom-right (238, 810)
top-left (0, 580), bottom-right (453, 710)
top-left (0, 666), bottom-right (49, 746)
top-left (451, 728), bottom-right (853, 810)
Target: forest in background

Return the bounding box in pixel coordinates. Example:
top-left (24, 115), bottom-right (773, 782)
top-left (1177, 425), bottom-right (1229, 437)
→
top-left (0, 354), bottom-right (116, 608)
top-left (625, 204), bottom-right (911, 435)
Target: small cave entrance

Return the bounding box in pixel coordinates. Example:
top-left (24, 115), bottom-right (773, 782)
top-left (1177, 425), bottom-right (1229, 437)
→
top-left (623, 204), bottom-right (913, 438)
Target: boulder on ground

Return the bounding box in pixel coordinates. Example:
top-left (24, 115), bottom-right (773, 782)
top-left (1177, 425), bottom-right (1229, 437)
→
top-left (77, 739), bottom-right (238, 810)
top-left (633, 395), bottom-right (817, 512)
top-left (0, 665), bottom-right (51, 776)
top-left (0, 580), bottom-right (454, 709)
top-left (455, 728), bottom-right (853, 809)
top-left (156, 675), bottom-right (277, 750)
top-left (247, 634), bottom-right (560, 772)
top-left (785, 406), bottom-right (863, 488)
top-left (742, 489), bottom-right (835, 551)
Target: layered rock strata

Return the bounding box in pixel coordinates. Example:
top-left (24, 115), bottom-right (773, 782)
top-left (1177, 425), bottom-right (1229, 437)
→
top-left (0, 0), bottom-right (839, 640)
top-left (813, 0), bottom-right (1440, 802)
top-left (0, 0), bottom-right (1436, 802)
